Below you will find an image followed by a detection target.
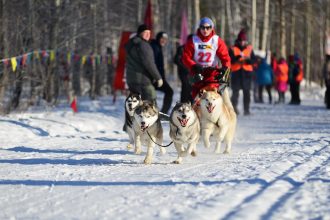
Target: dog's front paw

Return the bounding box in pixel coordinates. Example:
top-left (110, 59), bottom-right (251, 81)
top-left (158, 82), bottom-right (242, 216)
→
top-left (223, 150), bottom-right (230, 154)
top-left (214, 149), bottom-right (221, 154)
top-left (172, 158), bottom-right (182, 164)
top-left (160, 147), bottom-right (166, 155)
top-left (127, 144), bottom-right (133, 150)
top-left (191, 151), bottom-right (197, 157)
top-left (144, 157), bottom-right (152, 164)
top-left (135, 148), bottom-right (142, 155)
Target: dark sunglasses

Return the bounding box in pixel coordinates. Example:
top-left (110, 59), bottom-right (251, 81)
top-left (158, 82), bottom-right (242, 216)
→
top-left (200, 25), bottom-right (212, 30)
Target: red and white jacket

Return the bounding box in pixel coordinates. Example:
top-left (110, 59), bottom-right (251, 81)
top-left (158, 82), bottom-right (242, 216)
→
top-left (182, 29), bottom-right (231, 99)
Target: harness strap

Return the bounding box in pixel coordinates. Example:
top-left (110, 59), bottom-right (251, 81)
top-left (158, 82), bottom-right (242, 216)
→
top-left (147, 131), bottom-right (173, 148)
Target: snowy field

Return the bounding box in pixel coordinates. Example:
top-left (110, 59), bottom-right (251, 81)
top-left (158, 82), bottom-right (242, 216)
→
top-left (0, 84), bottom-right (329, 220)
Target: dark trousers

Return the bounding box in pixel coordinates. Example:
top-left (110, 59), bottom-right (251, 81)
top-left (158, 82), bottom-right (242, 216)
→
top-left (278, 91), bottom-right (285, 103)
top-left (258, 84), bottom-right (272, 103)
top-left (156, 79), bottom-right (173, 114)
top-left (289, 82), bottom-right (301, 104)
top-left (231, 70), bottom-right (252, 114)
top-left (178, 71), bottom-right (193, 103)
top-left (325, 84), bottom-right (330, 109)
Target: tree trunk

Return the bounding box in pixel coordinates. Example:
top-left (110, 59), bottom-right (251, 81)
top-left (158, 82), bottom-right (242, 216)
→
top-left (279, 0), bottom-right (286, 58)
top-left (251, 0), bottom-right (257, 48)
top-left (0, 0), bottom-right (10, 114)
top-left (290, 2), bottom-right (296, 55)
top-left (305, 0), bottom-right (312, 86)
top-left (261, 0), bottom-right (270, 51)
top-left (225, 0), bottom-right (233, 44)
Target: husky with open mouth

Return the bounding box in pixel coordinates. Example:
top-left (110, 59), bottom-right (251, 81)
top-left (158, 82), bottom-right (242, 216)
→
top-left (169, 102), bottom-right (200, 164)
top-left (199, 88), bottom-right (236, 154)
top-left (133, 101), bottom-right (165, 164)
top-left (124, 92), bottom-right (143, 150)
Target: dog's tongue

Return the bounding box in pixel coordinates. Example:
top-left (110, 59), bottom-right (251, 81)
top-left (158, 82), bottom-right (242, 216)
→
top-left (141, 125), bottom-right (148, 131)
top-left (178, 117), bottom-right (189, 127)
top-left (207, 104), bottom-right (215, 113)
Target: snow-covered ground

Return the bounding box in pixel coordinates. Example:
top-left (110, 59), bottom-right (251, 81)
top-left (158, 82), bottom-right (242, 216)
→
top-left (0, 84), bottom-right (329, 220)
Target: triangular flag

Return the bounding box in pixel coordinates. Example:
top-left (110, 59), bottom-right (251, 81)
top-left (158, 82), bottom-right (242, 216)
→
top-left (50, 50), bottom-right (55, 62)
top-left (180, 9), bottom-right (189, 45)
top-left (144, 0), bottom-right (153, 36)
top-left (11, 57), bottom-right (17, 71)
top-left (82, 56), bottom-right (87, 65)
top-left (70, 96), bottom-right (78, 113)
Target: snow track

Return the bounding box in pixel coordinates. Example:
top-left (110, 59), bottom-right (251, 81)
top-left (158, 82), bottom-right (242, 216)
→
top-left (0, 93), bottom-right (329, 219)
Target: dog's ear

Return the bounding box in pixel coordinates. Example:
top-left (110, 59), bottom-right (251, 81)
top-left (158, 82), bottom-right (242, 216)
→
top-left (198, 89), bottom-right (206, 97)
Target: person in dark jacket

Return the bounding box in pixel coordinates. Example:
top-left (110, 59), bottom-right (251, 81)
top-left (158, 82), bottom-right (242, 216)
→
top-left (125, 24), bottom-right (163, 102)
top-left (288, 53), bottom-right (304, 105)
top-left (150, 32), bottom-right (174, 114)
top-left (229, 29), bottom-right (256, 115)
top-left (256, 57), bottom-right (273, 104)
top-left (174, 34), bottom-right (194, 103)
top-left (323, 54), bottom-right (330, 109)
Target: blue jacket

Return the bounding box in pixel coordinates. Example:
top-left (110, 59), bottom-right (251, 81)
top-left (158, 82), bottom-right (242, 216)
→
top-left (256, 59), bottom-right (273, 85)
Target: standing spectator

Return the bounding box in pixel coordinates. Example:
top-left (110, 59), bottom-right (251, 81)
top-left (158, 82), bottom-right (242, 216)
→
top-left (288, 53), bottom-right (304, 105)
top-left (274, 57), bottom-right (289, 104)
top-left (256, 57), bottom-right (273, 104)
top-left (229, 29), bottom-right (256, 115)
top-left (150, 32), bottom-right (174, 114)
top-left (182, 17), bottom-right (231, 100)
top-left (323, 54), bottom-right (330, 109)
top-left (125, 24), bottom-right (163, 102)
top-left (174, 34), bottom-right (193, 103)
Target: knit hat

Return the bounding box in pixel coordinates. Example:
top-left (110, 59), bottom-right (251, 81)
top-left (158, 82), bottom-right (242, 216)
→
top-left (199, 17), bottom-right (214, 28)
top-left (156, 32), bottom-right (168, 42)
top-left (237, 29), bottom-right (247, 41)
top-left (137, 24), bottom-right (150, 35)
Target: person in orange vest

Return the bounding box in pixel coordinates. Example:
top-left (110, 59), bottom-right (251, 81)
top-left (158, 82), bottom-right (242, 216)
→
top-left (229, 29), bottom-right (256, 115)
top-left (274, 57), bottom-right (289, 104)
top-left (288, 53), bottom-right (304, 105)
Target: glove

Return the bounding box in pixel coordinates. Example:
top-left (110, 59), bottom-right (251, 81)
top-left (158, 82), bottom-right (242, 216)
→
top-left (189, 73), bottom-right (204, 84)
top-left (245, 59), bottom-right (253, 64)
top-left (156, 79), bottom-right (163, 88)
top-left (191, 64), bottom-right (204, 74)
top-left (215, 67), bottom-right (230, 82)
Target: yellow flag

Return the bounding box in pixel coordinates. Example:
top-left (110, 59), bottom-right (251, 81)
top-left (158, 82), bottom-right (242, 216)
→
top-left (82, 56), bottom-right (86, 65)
top-left (11, 57), bottom-right (17, 71)
top-left (50, 50), bottom-right (55, 62)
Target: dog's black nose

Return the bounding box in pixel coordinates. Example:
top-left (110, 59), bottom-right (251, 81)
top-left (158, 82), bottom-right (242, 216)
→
top-left (141, 121), bottom-right (145, 126)
top-left (182, 114), bottom-right (186, 119)
top-left (128, 103), bottom-right (132, 108)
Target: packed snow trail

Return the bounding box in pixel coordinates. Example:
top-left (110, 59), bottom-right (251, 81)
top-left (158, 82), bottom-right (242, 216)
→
top-left (0, 88), bottom-right (329, 219)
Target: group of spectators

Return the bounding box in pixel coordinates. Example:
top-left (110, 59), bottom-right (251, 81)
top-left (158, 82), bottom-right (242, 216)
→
top-left (124, 17), bottom-right (329, 118)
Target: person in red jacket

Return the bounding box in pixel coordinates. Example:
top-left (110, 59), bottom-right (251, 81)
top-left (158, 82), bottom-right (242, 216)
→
top-left (182, 17), bottom-right (231, 100)
top-left (275, 57), bottom-right (289, 104)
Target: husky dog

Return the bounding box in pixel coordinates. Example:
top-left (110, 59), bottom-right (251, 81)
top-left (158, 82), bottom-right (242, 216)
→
top-left (199, 88), bottom-right (236, 154)
top-left (124, 92), bottom-right (143, 149)
top-left (169, 102), bottom-right (200, 164)
top-left (133, 101), bottom-right (165, 164)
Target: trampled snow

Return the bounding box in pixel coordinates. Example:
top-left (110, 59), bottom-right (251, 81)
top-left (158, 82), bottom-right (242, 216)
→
top-left (0, 84), bottom-right (329, 219)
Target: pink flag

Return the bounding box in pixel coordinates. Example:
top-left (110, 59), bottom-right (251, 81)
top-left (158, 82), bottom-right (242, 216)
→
top-left (180, 9), bottom-right (189, 45)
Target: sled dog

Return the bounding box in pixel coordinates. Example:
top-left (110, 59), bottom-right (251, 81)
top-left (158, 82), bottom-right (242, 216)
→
top-left (199, 88), bottom-right (236, 154)
top-left (133, 101), bottom-right (165, 164)
top-left (124, 92), bottom-right (143, 149)
top-left (169, 102), bottom-right (200, 164)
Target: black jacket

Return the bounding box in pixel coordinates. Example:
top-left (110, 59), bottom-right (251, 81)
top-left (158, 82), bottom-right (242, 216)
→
top-left (150, 39), bottom-right (165, 79)
top-left (125, 36), bottom-right (161, 85)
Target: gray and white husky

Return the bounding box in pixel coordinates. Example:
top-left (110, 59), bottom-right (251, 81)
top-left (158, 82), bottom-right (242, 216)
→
top-left (124, 92), bottom-right (143, 150)
top-left (133, 101), bottom-right (166, 164)
top-left (169, 102), bottom-right (200, 164)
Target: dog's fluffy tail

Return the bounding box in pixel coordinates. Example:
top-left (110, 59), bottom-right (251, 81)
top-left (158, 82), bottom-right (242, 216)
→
top-left (222, 88), bottom-right (234, 111)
